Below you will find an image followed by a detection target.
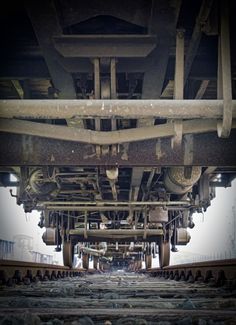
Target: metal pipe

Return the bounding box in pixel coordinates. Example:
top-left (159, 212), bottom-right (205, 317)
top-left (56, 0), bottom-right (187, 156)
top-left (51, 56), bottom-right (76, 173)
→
top-left (1, 118), bottom-right (236, 145)
top-left (41, 206), bottom-right (190, 211)
top-left (79, 245), bottom-right (107, 257)
top-left (43, 206), bottom-right (144, 211)
top-left (41, 200), bottom-right (190, 206)
top-left (1, 99), bottom-right (236, 119)
top-left (69, 229), bottom-right (163, 237)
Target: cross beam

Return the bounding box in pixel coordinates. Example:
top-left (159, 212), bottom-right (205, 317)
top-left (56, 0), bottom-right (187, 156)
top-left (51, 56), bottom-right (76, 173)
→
top-left (0, 132), bottom-right (235, 166)
top-left (1, 99), bottom-right (236, 119)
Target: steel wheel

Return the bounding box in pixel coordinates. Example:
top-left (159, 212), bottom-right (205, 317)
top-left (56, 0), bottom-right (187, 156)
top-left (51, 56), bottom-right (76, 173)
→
top-left (93, 256), bottom-right (98, 270)
top-left (145, 254), bottom-right (152, 269)
top-left (82, 254), bottom-right (89, 269)
top-left (63, 241), bottom-right (74, 268)
top-left (159, 240), bottom-right (170, 268)
top-left (136, 259), bottom-right (142, 270)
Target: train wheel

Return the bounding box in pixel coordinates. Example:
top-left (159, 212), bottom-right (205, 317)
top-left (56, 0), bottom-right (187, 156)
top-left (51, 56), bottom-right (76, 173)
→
top-left (145, 254), bottom-right (152, 269)
top-left (158, 240), bottom-right (170, 268)
top-left (82, 254), bottom-right (89, 269)
top-left (63, 241), bottom-right (74, 268)
top-left (139, 259), bottom-right (143, 270)
top-left (99, 263), bottom-right (104, 272)
top-left (93, 256), bottom-right (98, 270)
top-left (137, 259), bottom-right (142, 270)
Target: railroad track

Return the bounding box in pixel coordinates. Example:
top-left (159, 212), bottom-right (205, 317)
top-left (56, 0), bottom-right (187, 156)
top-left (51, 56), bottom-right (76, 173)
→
top-left (0, 259), bottom-right (236, 324)
top-left (148, 259), bottom-right (236, 287)
top-left (0, 260), bottom-right (95, 285)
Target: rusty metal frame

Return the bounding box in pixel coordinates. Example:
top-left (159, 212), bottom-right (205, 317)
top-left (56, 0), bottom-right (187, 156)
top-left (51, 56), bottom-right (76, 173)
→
top-left (0, 131), bottom-right (236, 166)
top-left (53, 35), bottom-right (157, 58)
top-left (1, 99), bottom-right (236, 119)
top-left (217, 0), bottom-right (232, 138)
top-left (1, 118), bottom-right (236, 145)
top-left (172, 29), bottom-right (185, 147)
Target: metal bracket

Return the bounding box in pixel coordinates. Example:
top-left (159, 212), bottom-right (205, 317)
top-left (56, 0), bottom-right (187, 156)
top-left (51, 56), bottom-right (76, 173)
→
top-left (217, 0), bottom-right (232, 138)
top-left (172, 29), bottom-right (185, 147)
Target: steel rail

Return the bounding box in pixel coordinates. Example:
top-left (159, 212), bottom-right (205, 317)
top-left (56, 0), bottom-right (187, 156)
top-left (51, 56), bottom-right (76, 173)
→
top-left (0, 99), bottom-right (236, 119)
top-left (1, 259), bottom-right (235, 283)
top-left (148, 258), bottom-right (236, 283)
top-left (0, 308), bottom-right (235, 318)
top-left (0, 260), bottom-right (89, 285)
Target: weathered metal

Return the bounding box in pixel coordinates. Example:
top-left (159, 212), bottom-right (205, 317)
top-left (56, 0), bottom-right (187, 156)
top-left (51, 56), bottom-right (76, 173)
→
top-left (25, 0), bottom-right (77, 99)
top-left (195, 80), bottom-right (210, 99)
top-left (0, 131), bottom-right (236, 166)
top-left (184, 0), bottom-right (214, 84)
top-left (69, 228), bottom-right (163, 238)
top-left (41, 200), bottom-right (190, 213)
top-left (151, 259), bottom-right (236, 283)
top-left (42, 200), bottom-right (190, 206)
top-left (217, 0), bottom-right (232, 138)
top-left (164, 167), bottom-right (202, 194)
top-left (1, 99), bottom-right (236, 119)
top-left (1, 118), bottom-right (236, 145)
top-left (173, 29), bottom-right (185, 147)
top-left (53, 35), bottom-right (157, 57)
top-left (175, 228), bottom-right (191, 245)
top-left (43, 206), bottom-right (188, 212)
top-left (174, 30), bottom-right (184, 100)
top-left (42, 228), bottom-right (60, 246)
top-left (141, 0), bottom-right (177, 100)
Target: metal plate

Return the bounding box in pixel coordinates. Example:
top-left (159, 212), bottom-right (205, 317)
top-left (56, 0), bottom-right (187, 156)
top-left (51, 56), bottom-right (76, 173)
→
top-left (0, 131), bottom-right (236, 166)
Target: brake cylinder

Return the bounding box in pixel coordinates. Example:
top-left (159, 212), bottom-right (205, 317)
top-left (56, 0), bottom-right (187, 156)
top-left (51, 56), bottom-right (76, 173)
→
top-left (164, 167), bottom-right (201, 194)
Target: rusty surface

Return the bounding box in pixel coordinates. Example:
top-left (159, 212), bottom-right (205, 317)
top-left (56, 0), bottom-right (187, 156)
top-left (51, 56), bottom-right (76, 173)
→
top-left (0, 131), bottom-right (236, 166)
top-left (149, 258), bottom-right (236, 283)
top-left (1, 99), bottom-right (236, 119)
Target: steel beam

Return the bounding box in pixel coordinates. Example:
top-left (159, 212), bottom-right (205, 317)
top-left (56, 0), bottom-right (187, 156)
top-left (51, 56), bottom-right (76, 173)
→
top-left (58, 0), bottom-right (149, 29)
top-left (130, 167), bottom-right (144, 201)
top-left (1, 99), bottom-right (236, 119)
top-left (195, 80), bottom-right (210, 99)
top-left (42, 200), bottom-right (190, 206)
top-left (1, 118), bottom-right (236, 145)
top-left (174, 30), bottom-right (184, 100)
top-left (43, 206), bottom-right (188, 212)
top-left (53, 35), bottom-right (157, 58)
top-left (184, 0), bottom-right (214, 84)
top-left (69, 229), bottom-right (164, 243)
top-left (0, 57), bottom-right (217, 79)
top-left (25, 1), bottom-right (77, 99)
top-left (139, 0), bottom-right (179, 126)
top-left (217, 0), bottom-right (232, 138)
top-left (69, 229), bottom-right (163, 237)
top-left (0, 132), bottom-right (236, 166)
top-left (173, 29), bottom-right (185, 147)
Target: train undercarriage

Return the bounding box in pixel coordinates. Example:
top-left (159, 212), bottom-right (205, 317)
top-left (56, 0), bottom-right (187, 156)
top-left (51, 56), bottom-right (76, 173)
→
top-left (2, 164), bottom-right (234, 269)
top-left (0, 0), bottom-right (236, 269)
